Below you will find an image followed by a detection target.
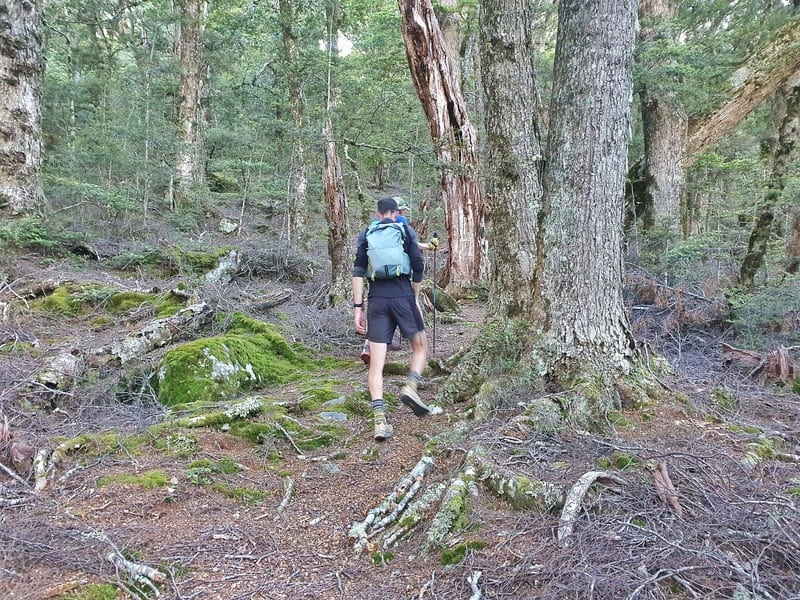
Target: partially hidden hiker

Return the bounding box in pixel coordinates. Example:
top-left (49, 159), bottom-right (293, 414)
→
top-left (352, 196), bottom-right (433, 441)
top-left (359, 196), bottom-right (438, 365)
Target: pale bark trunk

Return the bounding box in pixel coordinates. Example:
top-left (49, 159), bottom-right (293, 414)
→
top-left (398, 0), bottom-right (484, 292)
top-left (0, 0), bottom-right (45, 216)
top-left (739, 82), bottom-right (800, 288)
top-left (480, 0), bottom-right (542, 320)
top-left (174, 0), bottom-right (208, 198)
top-left (539, 0), bottom-right (637, 386)
top-left (279, 0), bottom-right (309, 247)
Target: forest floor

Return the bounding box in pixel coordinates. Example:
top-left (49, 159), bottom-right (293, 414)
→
top-left (1, 222), bottom-right (799, 600)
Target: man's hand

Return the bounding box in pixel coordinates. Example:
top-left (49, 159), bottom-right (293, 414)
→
top-left (354, 308), bottom-right (367, 335)
top-left (427, 237), bottom-right (439, 251)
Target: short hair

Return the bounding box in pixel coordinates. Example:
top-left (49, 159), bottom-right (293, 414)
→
top-left (377, 196), bottom-right (399, 215)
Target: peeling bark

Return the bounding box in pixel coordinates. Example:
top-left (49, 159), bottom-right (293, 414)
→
top-left (398, 0), bottom-right (484, 291)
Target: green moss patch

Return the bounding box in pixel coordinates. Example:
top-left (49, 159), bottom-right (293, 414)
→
top-left (157, 313), bottom-right (313, 406)
top-left (108, 290), bottom-right (187, 317)
top-left (97, 469), bottom-right (169, 489)
top-left (58, 583), bottom-right (118, 600)
top-left (440, 541), bottom-right (486, 566)
top-left (211, 482), bottom-right (266, 505)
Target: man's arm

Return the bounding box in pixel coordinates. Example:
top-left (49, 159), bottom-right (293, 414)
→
top-left (352, 276), bottom-right (367, 334)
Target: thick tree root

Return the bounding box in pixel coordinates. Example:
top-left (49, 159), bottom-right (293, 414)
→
top-left (425, 464), bottom-right (477, 548)
top-left (348, 454), bottom-right (435, 554)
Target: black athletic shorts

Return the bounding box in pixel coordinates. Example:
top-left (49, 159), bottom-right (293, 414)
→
top-left (366, 295), bottom-right (424, 344)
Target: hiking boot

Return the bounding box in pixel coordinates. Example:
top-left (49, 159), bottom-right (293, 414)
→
top-left (360, 342), bottom-right (371, 365)
top-left (399, 385), bottom-right (431, 417)
top-left (374, 414), bottom-right (393, 441)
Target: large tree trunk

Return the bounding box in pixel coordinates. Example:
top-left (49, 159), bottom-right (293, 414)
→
top-left (538, 0), bottom-right (637, 400)
top-left (739, 81), bottom-right (800, 288)
top-left (397, 0), bottom-right (484, 293)
top-left (174, 0), bottom-right (209, 200)
top-left (479, 0), bottom-right (542, 321)
top-left (440, 0), bottom-right (638, 426)
top-left (279, 0), bottom-right (309, 248)
top-left (0, 0), bottom-right (45, 217)
top-left (627, 17), bottom-right (800, 228)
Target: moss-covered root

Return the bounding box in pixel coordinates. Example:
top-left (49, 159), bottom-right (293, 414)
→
top-left (436, 318), bottom-right (530, 407)
top-left (348, 454), bottom-right (435, 554)
top-left (382, 482), bottom-right (447, 549)
top-left (425, 464), bottom-right (478, 550)
top-left (472, 446), bottom-right (564, 512)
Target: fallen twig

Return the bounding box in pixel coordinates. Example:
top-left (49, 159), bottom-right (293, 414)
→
top-left (467, 570), bottom-right (483, 600)
top-left (277, 475), bottom-right (294, 512)
top-left (651, 461), bottom-right (683, 517)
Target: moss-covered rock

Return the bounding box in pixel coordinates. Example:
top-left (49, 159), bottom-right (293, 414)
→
top-left (156, 313), bottom-right (311, 405)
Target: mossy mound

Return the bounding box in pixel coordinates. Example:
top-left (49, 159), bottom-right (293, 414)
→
top-left (156, 313), bottom-right (313, 406)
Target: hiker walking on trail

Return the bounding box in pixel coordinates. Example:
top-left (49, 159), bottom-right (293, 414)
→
top-left (358, 196), bottom-right (438, 365)
top-left (352, 196), bottom-right (432, 441)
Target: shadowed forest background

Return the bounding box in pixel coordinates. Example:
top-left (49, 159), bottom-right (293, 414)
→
top-left (1, 1), bottom-right (799, 599)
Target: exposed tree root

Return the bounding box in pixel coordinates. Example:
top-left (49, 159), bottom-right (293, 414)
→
top-left (425, 465), bottom-right (477, 549)
top-left (348, 454), bottom-right (435, 554)
top-left (558, 470), bottom-right (625, 546)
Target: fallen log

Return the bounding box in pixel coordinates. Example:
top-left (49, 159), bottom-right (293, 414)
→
top-left (94, 302), bottom-right (213, 364)
top-left (722, 342), bottom-right (797, 384)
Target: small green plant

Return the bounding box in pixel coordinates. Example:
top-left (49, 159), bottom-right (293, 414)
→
top-left (371, 551), bottom-right (395, 565)
top-left (712, 387), bottom-right (739, 412)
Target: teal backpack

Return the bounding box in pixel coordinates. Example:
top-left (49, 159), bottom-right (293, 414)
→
top-left (366, 221), bottom-right (411, 280)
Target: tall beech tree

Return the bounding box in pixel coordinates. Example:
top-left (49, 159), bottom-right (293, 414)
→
top-left (174, 0), bottom-right (209, 200)
top-left (397, 0), bottom-right (483, 292)
top-left (441, 0), bottom-right (638, 426)
top-left (0, 0), bottom-right (45, 217)
top-left (629, 13), bottom-right (800, 233)
top-left (279, 0), bottom-right (310, 247)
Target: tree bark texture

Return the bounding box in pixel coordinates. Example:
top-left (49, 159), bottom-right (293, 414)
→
top-left (540, 0), bottom-right (637, 380)
top-left (279, 0), bottom-right (309, 247)
top-left (174, 0), bottom-right (209, 197)
top-left (632, 0), bottom-right (686, 231)
top-left (739, 82), bottom-right (800, 288)
top-left (479, 0), bottom-right (543, 320)
top-left (636, 91), bottom-right (687, 230)
top-left (0, 0), bottom-right (45, 216)
top-left (398, 0), bottom-right (484, 292)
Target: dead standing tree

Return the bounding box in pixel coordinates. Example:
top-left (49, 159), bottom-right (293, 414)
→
top-left (398, 0), bottom-right (484, 293)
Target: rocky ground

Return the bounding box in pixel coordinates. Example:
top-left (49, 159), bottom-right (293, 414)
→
top-left (1, 229), bottom-right (799, 600)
